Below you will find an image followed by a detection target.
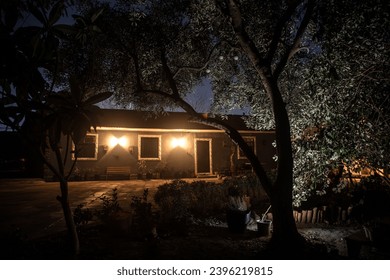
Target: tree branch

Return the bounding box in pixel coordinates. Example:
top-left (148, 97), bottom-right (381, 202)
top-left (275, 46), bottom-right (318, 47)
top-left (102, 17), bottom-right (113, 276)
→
top-left (225, 0), bottom-right (267, 70)
top-left (173, 42), bottom-right (221, 79)
top-left (193, 115), bottom-right (272, 194)
top-left (134, 89), bottom-right (198, 115)
top-left (134, 87), bottom-right (272, 195)
top-left (160, 48), bottom-right (181, 98)
top-left (266, 0), bottom-right (302, 65)
top-left (273, 0), bottom-right (315, 79)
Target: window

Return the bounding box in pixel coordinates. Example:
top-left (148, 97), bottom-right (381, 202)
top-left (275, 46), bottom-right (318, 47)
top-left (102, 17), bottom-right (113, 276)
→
top-left (138, 135), bottom-right (161, 160)
top-left (237, 136), bottom-right (256, 159)
top-left (74, 134), bottom-right (98, 160)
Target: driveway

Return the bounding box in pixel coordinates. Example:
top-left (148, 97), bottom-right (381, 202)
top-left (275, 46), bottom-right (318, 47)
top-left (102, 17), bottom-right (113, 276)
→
top-left (0, 178), bottom-right (219, 239)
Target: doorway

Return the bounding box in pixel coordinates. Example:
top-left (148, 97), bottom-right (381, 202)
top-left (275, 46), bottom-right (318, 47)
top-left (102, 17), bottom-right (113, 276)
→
top-left (195, 138), bottom-right (212, 176)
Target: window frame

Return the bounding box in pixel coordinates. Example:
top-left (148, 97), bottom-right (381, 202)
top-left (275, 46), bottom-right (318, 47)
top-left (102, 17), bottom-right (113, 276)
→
top-left (72, 133), bottom-right (98, 161)
top-left (237, 136), bottom-right (256, 159)
top-left (138, 135), bottom-right (161, 160)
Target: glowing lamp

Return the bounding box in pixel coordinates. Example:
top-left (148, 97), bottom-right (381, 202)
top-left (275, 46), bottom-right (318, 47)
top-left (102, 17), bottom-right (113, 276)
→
top-left (171, 137), bottom-right (186, 149)
top-left (109, 136), bottom-right (128, 148)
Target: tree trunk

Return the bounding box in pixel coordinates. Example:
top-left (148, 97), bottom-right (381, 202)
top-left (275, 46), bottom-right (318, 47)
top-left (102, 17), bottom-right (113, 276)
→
top-left (224, 0), bottom-right (304, 251)
top-left (266, 78), bottom-right (306, 256)
top-left (58, 179), bottom-right (80, 256)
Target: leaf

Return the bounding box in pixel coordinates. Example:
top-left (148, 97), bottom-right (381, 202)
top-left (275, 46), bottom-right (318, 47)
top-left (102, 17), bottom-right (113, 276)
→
top-left (73, 15), bottom-right (86, 27)
top-left (91, 8), bottom-right (105, 23)
top-left (92, 25), bottom-right (102, 33)
top-left (52, 24), bottom-right (76, 35)
top-left (71, 114), bottom-right (91, 145)
top-left (28, 3), bottom-right (47, 26)
top-left (83, 91), bottom-right (113, 106)
top-left (48, 0), bottom-right (64, 27)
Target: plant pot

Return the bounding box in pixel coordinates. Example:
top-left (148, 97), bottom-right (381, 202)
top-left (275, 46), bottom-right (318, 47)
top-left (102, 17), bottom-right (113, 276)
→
top-left (257, 219), bottom-right (272, 237)
top-left (226, 209), bottom-right (251, 233)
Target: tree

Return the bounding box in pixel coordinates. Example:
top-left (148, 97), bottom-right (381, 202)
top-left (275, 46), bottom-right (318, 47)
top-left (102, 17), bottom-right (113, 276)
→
top-left (275, 0), bottom-right (390, 205)
top-left (78, 0), bottom-right (388, 256)
top-left (0, 0), bottom-right (111, 255)
top-left (76, 0), bottom-right (307, 255)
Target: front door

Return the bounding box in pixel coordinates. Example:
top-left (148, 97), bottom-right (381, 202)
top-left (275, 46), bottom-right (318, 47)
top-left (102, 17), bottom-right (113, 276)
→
top-left (195, 138), bottom-right (212, 176)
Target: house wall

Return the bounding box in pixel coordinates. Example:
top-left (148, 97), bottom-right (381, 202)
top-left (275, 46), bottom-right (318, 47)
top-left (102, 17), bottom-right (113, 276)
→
top-left (45, 128), bottom-right (276, 180)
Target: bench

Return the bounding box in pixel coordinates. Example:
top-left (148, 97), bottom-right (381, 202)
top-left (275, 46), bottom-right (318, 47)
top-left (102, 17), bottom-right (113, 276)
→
top-left (106, 166), bottom-right (131, 180)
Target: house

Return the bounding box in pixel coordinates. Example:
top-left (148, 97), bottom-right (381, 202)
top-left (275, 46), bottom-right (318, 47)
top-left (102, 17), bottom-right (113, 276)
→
top-left (45, 109), bottom-right (276, 180)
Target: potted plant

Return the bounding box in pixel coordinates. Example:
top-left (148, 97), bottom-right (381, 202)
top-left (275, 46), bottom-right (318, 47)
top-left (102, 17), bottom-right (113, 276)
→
top-left (226, 185), bottom-right (251, 233)
top-left (257, 205), bottom-right (272, 236)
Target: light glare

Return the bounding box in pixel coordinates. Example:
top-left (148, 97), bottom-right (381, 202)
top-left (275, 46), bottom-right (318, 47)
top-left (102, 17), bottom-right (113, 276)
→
top-left (171, 137), bottom-right (186, 149)
top-left (109, 136), bottom-right (128, 148)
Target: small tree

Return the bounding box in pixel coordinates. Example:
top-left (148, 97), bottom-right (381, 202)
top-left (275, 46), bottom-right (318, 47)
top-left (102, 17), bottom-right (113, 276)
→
top-left (0, 1), bottom-right (110, 255)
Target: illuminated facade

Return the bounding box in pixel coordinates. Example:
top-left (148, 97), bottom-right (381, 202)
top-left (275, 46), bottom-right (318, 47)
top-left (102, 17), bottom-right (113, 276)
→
top-left (45, 110), bottom-right (276, 180)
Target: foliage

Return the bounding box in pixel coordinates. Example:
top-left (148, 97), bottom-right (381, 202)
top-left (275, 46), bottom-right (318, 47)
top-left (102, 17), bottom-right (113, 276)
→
top-left (223, 175), bottom-right (267, 204)
top-left (154, 176), bottom-right (267, 219)
top-left (130, 189), bottom-right (156, 239)
top-left (73, 203), bottom-right (93, 229)
top-left (283, 0), bottom-right (390, 206)
top-left (96, 188), bottom-right (121, 219)
top-left (153, 180), bottom-right (192, 234)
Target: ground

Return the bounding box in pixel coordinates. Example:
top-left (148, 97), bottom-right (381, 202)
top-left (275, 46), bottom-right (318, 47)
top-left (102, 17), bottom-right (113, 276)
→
top-left (3, 214), bottom-right (384, 260)
top-left (1, 178), bottom-right (389, 260)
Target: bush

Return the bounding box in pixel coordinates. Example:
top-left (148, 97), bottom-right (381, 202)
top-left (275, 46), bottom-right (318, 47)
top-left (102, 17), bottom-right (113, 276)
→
top-left (73, 204), bottom-right (93, 230)
top-left (222, 175), bottom-right (267, 209)
top-left (154, 175), bottom-right (268, 220)
top-left (95, 188), bottom-right (121, 219)
top-left (130, 189), bottom-right (156, 239)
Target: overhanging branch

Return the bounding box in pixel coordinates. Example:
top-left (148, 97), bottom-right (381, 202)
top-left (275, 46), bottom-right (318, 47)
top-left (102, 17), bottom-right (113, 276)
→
top-left (266, 0), bottom-right (302, 65)
top-left (225, 0), bottom-right (267, 70)
top-left (273, 0), bottom-right (315, 79)
top-left (173, 42), bottom-right (221, 79)
top-left (135, 87), bottom-right (272, 195)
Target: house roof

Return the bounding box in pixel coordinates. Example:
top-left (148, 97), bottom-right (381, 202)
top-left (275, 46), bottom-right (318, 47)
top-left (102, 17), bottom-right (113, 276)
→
top-left (96, 109), bottom-right (258, 132)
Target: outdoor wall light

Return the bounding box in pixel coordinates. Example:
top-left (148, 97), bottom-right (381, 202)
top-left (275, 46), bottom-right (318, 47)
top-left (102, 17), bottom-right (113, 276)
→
top-left (108, 136), bottom-right (128, 148)
top-left (171, 137), bottom-right (187, 149)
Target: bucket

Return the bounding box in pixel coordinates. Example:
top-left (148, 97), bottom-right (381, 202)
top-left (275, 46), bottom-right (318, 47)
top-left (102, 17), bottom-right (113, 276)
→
top-left (257, 219), bottom-right (272, 237)
top-left (226, 209), bottom-right (251, 233)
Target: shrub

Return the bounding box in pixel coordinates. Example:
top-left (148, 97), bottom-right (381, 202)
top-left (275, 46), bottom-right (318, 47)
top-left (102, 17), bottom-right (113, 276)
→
top-left (73, 203), bottom-right (93, 230)
top-left (129, 189), bottom-right (156, 239)
top-left (153, 180), bottom-right (191, 234)
top-left (95, 188), bottom-right (122, 220)
top-left (154, 176), bottom-right (268, 220)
